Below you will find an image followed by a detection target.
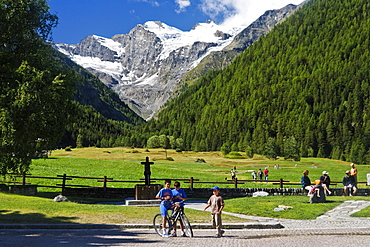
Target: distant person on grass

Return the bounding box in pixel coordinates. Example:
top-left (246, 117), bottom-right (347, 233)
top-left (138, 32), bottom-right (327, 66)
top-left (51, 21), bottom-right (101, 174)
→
top-left (155, 179), bottom-right (173, 237)
top-left (203, 186), bottom-right (225, 238)
top-left (264, 168), bottom-right (269, 180)
top-left (171, 181), bottom-right (187, 237)
top-left (257, 169), bottom-right (263, 180)
top-left (230, 168), bottom-right (236, 180)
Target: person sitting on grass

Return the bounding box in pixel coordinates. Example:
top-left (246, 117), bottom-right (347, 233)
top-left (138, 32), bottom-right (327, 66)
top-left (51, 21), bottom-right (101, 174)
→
top-left (155, 179), bottom-right (173, 237)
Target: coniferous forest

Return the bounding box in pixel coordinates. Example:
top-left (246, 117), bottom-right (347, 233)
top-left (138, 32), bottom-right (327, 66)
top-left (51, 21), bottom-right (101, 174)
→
top-left (145, 0), bottom-right (370, 164)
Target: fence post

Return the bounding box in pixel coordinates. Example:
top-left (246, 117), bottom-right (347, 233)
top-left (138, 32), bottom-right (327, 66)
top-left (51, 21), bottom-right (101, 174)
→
top-left (22, 172), bottom-right (26, 186)
top-left (190, 177), bottom-right (194, 189)
top-left (234, 178), bottom-right (238, 188)
top-left (61, 174), bottom-right (67, 195)
top-left (280, 178), bottom-right (284, 189)
top-left (103, 176), bottom-right (107, 188)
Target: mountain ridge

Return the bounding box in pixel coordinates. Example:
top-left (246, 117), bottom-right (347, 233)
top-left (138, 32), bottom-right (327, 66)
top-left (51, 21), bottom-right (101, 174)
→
top-left (55, 4), bottom-right (301, 120)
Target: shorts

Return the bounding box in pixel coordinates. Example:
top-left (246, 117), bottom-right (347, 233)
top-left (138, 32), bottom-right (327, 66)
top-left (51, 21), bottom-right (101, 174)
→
top-left (160, 203), bottom-right (172, 217)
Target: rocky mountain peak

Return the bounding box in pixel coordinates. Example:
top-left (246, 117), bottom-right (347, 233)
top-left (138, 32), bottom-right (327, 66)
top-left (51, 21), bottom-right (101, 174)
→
top-left (54, 3), bottom-right (303, 120)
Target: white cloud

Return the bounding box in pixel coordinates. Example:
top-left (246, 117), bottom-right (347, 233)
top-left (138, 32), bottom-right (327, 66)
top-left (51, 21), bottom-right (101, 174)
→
top-left (135, 0), bottom-right (160, 7)
top-left (199, 0), bottom-right (305, 29)
top-left (175, 0), bottom-right (191, 13)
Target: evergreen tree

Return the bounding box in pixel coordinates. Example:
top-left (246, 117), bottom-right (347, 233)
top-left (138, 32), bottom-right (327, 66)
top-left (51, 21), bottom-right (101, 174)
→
top-left (264, 138), bottom-right (278, 160)
top-left (284, 136), bottom-right (301, 161)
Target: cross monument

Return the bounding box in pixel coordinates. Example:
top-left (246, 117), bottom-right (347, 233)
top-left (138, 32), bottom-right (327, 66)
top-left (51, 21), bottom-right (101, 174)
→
top-left (141, 157), bottom-right (154, 185)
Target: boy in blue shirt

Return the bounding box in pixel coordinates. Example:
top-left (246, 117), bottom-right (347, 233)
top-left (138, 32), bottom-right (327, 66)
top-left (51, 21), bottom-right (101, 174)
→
top-left (155, 179), bottom-right (173, 237)
top-left (171, 181), bottom-right (187, 237)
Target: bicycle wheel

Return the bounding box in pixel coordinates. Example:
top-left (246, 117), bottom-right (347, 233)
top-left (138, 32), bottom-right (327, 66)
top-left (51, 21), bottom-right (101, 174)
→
top-left (153, 214), bottom-right (172, 236)
top-left (180, 214), bottom-right (193, 237)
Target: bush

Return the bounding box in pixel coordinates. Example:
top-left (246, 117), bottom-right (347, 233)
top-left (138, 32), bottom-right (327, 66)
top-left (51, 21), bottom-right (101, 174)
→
top-left (166, 157), bottom-right (174, 161)
top-left (225, 152), bottom-right (245, 159)
top-left (65, 146), bottom-right (72, 151)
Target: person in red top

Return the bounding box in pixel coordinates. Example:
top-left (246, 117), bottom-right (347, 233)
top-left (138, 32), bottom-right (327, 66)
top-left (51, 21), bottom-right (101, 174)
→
top-left (264, 168), bottom-right (269, 180)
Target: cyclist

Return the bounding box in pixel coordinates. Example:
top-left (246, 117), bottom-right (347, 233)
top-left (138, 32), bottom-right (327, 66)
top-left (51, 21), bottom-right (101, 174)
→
top-left (171, 181), bottom-right (187, 237)
top-left (155, 179), bottom-right (173, 237)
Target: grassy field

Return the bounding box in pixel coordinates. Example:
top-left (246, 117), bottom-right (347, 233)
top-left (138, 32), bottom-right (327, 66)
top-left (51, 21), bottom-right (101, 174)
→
top-left (1, 147), bottom-right (370, 224)
top-left (0, 192), bottom-right (248, 224)
top-left (1, 192), bottom-right (369, 224)
top-left (24, 147), bottom-right (370, 191)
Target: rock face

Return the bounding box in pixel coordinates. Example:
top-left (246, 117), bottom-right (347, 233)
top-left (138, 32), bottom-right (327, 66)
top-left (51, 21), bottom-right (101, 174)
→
top-left (55, 4), bottom-right (302, 120)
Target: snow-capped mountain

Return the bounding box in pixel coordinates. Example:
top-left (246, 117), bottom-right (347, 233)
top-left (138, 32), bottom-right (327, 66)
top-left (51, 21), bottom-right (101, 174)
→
top-left (55, 4), bottom-right (301, 120)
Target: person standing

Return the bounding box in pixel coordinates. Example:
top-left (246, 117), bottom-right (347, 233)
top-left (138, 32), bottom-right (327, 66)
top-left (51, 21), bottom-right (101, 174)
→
top-left (257, 169), bottom-right (263, 180)
top-left (350, 163), bottom-right (358, 187)
top-left (171, 181), bottom-right (187, 237)
top-left (155, 179), bottom-right (173, 237)
top-left (251, 171), bottom-right (256, 180)
top-left (230, 168), bottom-right (236, 180)
top-left (264, 168), bottom-right (269, 180)
top-left (203, 186), bottom-right (225, 238)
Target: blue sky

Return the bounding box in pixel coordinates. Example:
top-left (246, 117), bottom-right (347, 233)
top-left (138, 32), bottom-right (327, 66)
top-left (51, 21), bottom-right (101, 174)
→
top-left (48, 0), bottom-right (304, 44)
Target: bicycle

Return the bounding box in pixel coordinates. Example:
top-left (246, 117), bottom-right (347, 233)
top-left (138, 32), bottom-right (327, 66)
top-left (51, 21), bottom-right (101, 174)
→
top-left (153, 205), bottom-right (193, 237)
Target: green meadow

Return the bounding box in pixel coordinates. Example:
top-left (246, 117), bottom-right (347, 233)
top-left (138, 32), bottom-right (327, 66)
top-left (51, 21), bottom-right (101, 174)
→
top-left (1, 147), bottom-right (370, 224)
top-left (25, 147), bottom-right (370, 190)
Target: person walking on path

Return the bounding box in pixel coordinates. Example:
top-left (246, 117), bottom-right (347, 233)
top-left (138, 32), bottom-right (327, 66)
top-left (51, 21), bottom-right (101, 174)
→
top-left (203, 186), bottom-right (225, 238)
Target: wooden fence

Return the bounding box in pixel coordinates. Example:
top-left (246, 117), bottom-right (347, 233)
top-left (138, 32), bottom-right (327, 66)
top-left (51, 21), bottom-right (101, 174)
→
top-left (1, 173), bottom-right (367, 194)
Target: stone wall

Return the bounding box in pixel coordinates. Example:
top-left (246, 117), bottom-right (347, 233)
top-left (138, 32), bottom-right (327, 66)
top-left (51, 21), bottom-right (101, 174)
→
top-left (8, 185), bottom-right (37, 195)
top-left (63, 187), bottom-right (370, 199)
top-left (1, 184), bottom-right (369, 198)
top-left (63, 187), bottom-right (135, 199)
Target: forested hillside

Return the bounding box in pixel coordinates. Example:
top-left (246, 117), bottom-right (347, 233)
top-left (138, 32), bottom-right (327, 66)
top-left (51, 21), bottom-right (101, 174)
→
top-left (147, 0), bottom-right (370, 164)
top-left (54, 51), bottom-right (146, 148)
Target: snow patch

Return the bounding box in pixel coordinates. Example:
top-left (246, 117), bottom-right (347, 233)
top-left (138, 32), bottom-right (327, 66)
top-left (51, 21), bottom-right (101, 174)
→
top-left (92, 35), bottom-right (124, 56)
top-left (73, 55), bottom-right (123, 76)
top-left (143, 21), bottom-right (239, 60)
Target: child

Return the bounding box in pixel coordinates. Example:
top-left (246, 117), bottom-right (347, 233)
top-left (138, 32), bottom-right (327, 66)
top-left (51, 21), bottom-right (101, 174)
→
top-left (155, 179), bottom-right (173, 237)
top-left (171, 181), bottom-right (187, 237)
top-left (203, 186), bottom-right (225, 238)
